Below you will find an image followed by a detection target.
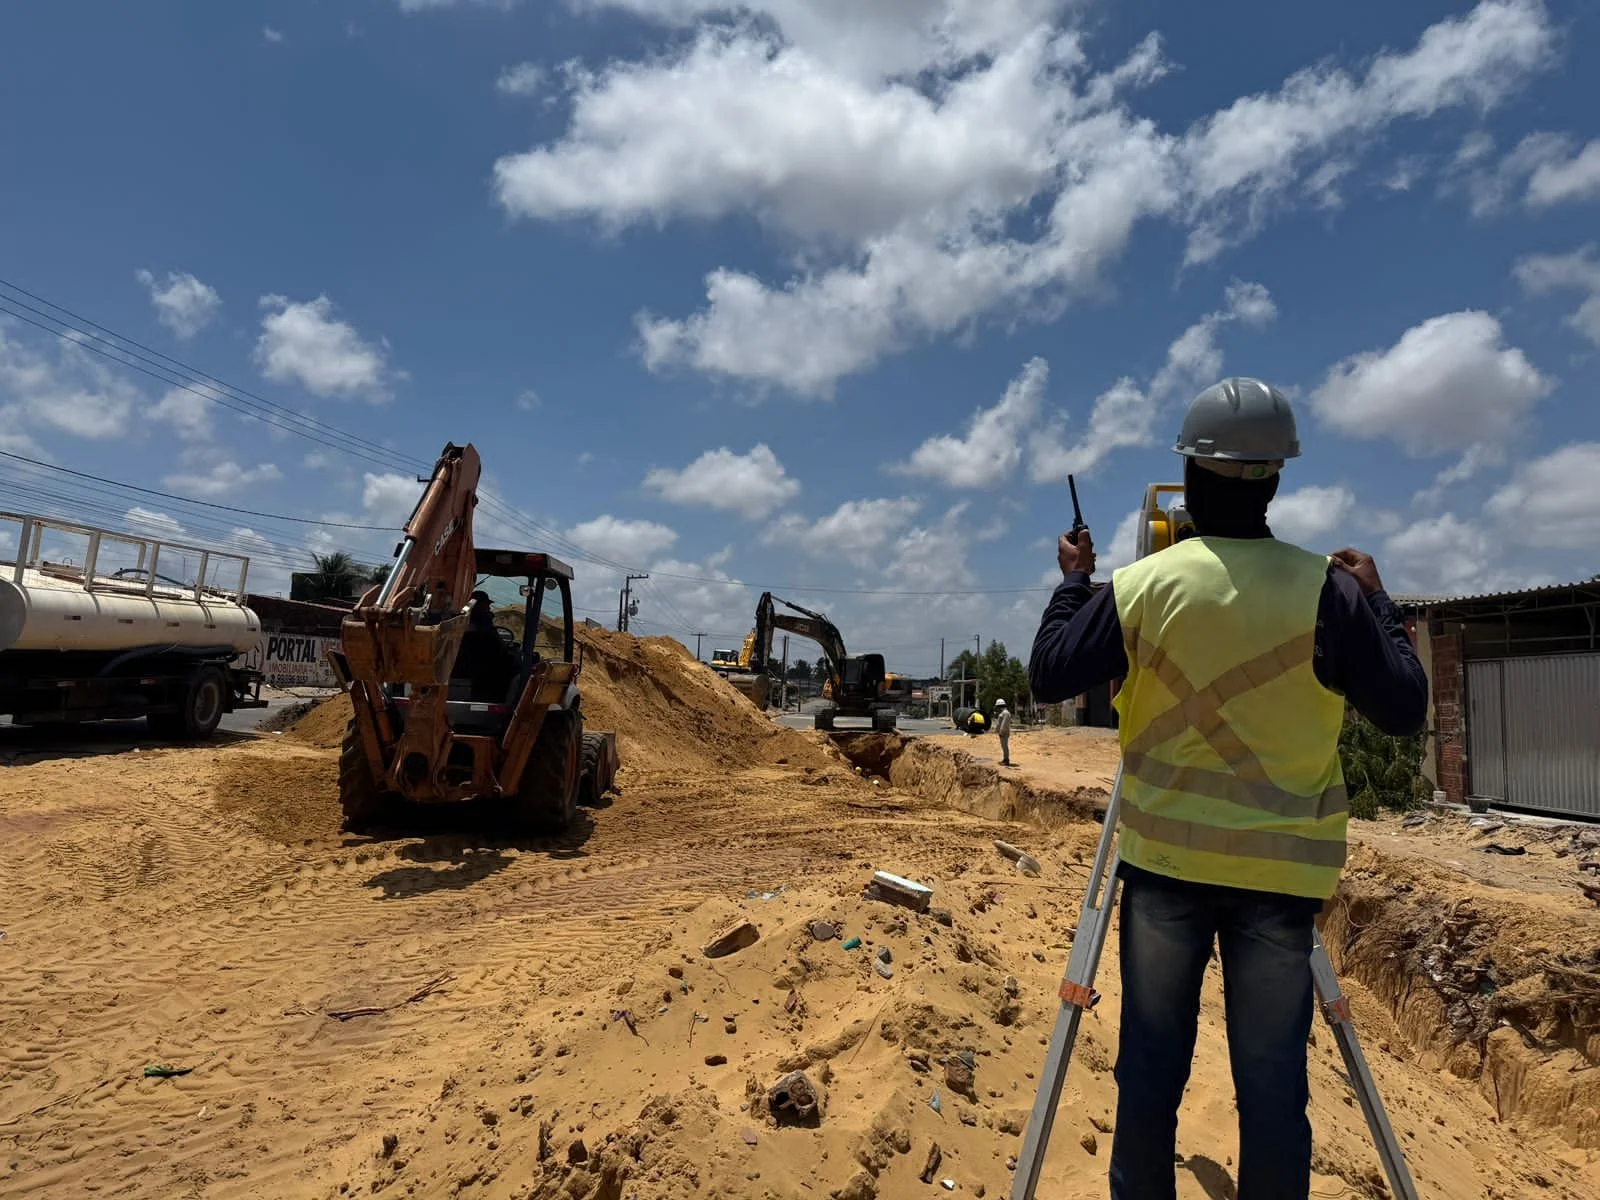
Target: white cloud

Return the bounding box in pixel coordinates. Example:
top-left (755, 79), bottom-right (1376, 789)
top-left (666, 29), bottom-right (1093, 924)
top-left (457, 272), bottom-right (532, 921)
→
top-left (360, 472), bottom-right (423, 526)
top-left (303, 451), bottom-right (335, 470)
top-left (1412, 443), bottom-right (1503, 509)
top-left (1527, 138), bottom-right (1600, 207)
top-left (254, 295), bottom-right (396, 399)
top-left (1268, 484), bottom-right (1356, 548)
top-left (496, 62), bottom-right (545, 97)
top-left (1447, 131), bottom-right (1588, 216)
top-left (263, 25), bottom-right (285, 44)
top-left (1097, 508), bottom-right (1143, 573)
top-left (122, 506), bottom-right (187, 541)
top-left (135, 269), bottom-right (222, 340)
top-left (1310, 311), bottom-right (1551, 456)
top-left (1484, 442), bottom-right (1600, 550)
top-left (163, 462), bottom-right (283, 499)
top-left (566, 515), bottom-right (678, 565)
top-left (1031, 279), bottom-right (1276, 480)
top-left (891, 357), bottom-right (1048, 488)
top-left (0, 321), bottom-right (138, 440)
top-left (400, 0), bottom-right (518, 10)
top-left (508, 2), bottom-right (1553, 393)
top-left (1513, 244), bottom-right (1600, 345)
top-left (764, 497), bottom-right (921, 566)
top-left (149, 385), bottom-right (215, 442)
top-left (516, 388), bottom-right (540, 411)
top-left (1382, 512), bottom-right (1527, 596)
top-left (642, 443), bottom-right (800, 518)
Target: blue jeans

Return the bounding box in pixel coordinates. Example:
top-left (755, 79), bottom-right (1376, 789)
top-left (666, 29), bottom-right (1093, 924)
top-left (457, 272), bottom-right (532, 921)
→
top-left (1108, 864), bottom-right (1321, 1200)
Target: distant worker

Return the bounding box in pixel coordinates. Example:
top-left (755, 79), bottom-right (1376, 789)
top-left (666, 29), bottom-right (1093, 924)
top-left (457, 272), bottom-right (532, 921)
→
top-left (1027, 377), bottom-right (1427, 1200)
top-left (994, 698), bottom-right (1013, 767)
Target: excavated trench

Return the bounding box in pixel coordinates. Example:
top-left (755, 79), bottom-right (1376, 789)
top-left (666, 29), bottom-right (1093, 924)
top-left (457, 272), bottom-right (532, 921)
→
top-left (830, 731), bottom-right (1600, 1152)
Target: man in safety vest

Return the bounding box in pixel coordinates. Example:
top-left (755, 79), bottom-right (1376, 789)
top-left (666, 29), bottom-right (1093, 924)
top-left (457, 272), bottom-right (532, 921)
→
top-left (1027, 378), bottom-right (1426, 1200)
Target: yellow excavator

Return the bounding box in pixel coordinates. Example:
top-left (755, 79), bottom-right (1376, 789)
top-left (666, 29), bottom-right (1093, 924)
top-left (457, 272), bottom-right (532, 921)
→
top-left (326, 442), bottom-right (618, 834)
top-left (721, 592), bottom-right (902, 732)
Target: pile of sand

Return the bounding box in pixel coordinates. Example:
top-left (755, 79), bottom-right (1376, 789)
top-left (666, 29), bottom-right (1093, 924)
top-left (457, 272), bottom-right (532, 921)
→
top-left (284, 624), bottom-right (830, 776)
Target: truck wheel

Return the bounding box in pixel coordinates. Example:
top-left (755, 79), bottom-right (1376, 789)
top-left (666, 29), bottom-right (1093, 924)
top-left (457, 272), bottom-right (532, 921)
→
top-left (149, 666), bottom-right (227, 740)
top-left (813, 706), bottom-right (836, 732)
top-left (517, 709), bottom-right (580, 834)
top-left (578, 732), bottom-right (610, 807)
top-left (339, 720), bottom-right (401, 833)
top-left (872, 707), bottom-right (898, 733)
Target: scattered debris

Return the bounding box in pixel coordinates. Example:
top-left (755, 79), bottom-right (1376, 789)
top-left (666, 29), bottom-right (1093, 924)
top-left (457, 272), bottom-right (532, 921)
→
top-left (785, 988), bottom-right (800, 1014)
top-left (1482, 843), bottom-right (1526, 856)
top-left (704, 1054), bottom-right (728, 1067)
top-left (942, 1180), bottom-right (956, 1191)
top-left (1080, 1132), bottom-right (1098, 1155)
top-left (994, 840), bottom-right (1041, 875)
top-left (945, 1052), bottom-right (977, 1099)
top-left (768, 1070), bottom-right (821, 1123)
top-left (929, 908), bottom-right (954, 928)
top-left (1468, 818), bottom-right (1505, 835)
top-left (142, 1064), bottom-right (194, 1078)
top-left (741, 1129), bottom-right (759, 1147)
top-left (567, 1139), bottom-right (588, 1165)
top-left (1002, 976), bottom-right (1020, 998)
top-left (842, 936), bottom-right (863, 951)
top-left (703, 921), bottom-right (760, 959)
top-left (328, 973), bottom-right (452, 1022)
top-left (927, 1089), bottom-right (943, 1115)
top-left (920, 1143), bottom-right (944, 1184)
top-left (1402, 813), bottom-right (1429, 829)
top-left (874, 960), bottom-right (895, 980)
top-left (381, 1133), bottom-right (399, 1159)
top-left (537, 1121), bottom-right (553, 1162)
top-left (863, 870), bottom-right (933, 913)
top-left (876, 946), bottom-right (893, 965)
top-left (747, 886), bottom-right (788, 901)
top-left (810, 920), bottom-right (838, 941)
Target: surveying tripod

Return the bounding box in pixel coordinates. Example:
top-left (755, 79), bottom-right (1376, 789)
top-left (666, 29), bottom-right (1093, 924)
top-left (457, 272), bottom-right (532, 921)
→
top-left (1008, 763), bottom-right (1421, 1200)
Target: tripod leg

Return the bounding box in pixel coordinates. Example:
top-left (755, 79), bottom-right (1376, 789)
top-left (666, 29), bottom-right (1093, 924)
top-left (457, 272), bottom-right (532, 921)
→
top-left (1009, 766), bottom-right (1126, 1200)
top-left (1308, 930), bottom-right (1420, 1200)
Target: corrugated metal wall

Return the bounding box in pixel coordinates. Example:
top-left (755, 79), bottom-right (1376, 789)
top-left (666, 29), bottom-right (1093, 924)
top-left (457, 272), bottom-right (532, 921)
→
top-left (1466, 659), bottom-right (1505, 801)
top-left (1466, 653), bottom-right (1600, 818)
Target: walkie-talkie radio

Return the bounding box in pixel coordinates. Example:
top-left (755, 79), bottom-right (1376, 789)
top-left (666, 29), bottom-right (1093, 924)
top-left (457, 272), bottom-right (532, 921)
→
top-left (1067, 474), bottom-right (1086, 545)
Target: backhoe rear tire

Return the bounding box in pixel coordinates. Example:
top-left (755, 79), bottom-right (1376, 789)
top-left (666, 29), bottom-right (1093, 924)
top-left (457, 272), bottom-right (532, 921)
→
top-left (872, 707), bottom-right (898, 733)
top-left (339, 720), bottom-right (402, 833)
top-left (814, 706), bottom-right (836, 732)
top-left (516, 709), bottom-right (580, 834)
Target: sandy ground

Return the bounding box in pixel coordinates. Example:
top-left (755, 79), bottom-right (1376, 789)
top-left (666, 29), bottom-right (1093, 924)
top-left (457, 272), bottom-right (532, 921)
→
top-left (2, 637), bottom-right (1597, 1200)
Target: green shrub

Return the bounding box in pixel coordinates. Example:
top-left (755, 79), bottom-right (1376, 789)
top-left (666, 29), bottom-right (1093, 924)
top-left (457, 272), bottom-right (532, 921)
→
top-left (1339, 707), bottom-right (1426, 820)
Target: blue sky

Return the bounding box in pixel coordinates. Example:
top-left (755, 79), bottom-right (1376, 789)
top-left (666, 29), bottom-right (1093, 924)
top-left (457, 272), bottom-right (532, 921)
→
top-left (2, 0), bottom-right (1597, 677)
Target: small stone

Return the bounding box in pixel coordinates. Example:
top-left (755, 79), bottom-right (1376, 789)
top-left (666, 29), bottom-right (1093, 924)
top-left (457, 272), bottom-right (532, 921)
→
top-left (945, 1058), bottom-right (976, 1100)
top-left (876, 946), bottom-right (893, 965)
top-left (874, 960), bottom-right (894, 980)
top-left (567, 1139), bottom-right (588, 1165)
top-left (810, 921), bottom-right (838, 941)
top-left (959, 1110), bottom-right (978, 1127)
top-left (1080, 1132), bottom-right (1098, 1155)
top-left (920, 1143), bottom-right (944, 1184)
top-left (929, 908), bottom-right (954, 928)
top-left (725, 1019), bottom-right (738, 1034)
top-left (668, 965), bottom-right (685, 979)
top-left (705, 1054), bottom-right (728, 1067)
top-left (704, 921), bottom-right (760, 959)
top-left (381, 1134), bottom-right (399, 1159)
top-left (768, 1070), bottom-right (821, 1122)
top-left (1002, 976), bottom-right (1020, 998)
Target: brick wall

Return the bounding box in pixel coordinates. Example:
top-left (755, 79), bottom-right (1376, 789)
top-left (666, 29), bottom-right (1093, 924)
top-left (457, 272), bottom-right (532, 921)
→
top-left (1431, 628), bottom-right (1465, 804)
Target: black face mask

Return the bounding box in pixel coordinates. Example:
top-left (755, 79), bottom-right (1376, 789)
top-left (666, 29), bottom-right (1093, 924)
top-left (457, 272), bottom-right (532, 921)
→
top-left (1184, 458), bottom-right (1280, 539)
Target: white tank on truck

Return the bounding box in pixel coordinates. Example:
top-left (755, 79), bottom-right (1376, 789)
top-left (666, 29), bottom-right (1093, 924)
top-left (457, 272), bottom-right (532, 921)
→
top-left (0, 511), bottom-right (267, 739)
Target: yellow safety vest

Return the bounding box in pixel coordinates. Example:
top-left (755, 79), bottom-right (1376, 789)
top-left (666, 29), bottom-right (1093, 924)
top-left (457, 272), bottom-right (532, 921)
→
top-left (1111, 537), bottom-right (1348, 899)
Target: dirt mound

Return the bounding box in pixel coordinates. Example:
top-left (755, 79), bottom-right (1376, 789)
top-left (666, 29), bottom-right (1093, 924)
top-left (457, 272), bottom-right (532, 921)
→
top-left (281, 626), bottom-right (829, 777)
top-left (287, 689), bottom-right (352, 749)
top-left (214, 749), bottom-right (342, 843)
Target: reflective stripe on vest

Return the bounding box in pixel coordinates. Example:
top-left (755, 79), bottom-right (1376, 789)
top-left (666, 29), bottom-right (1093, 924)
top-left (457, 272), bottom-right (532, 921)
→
top-left (1111, 537), bottom-right (1348, 899)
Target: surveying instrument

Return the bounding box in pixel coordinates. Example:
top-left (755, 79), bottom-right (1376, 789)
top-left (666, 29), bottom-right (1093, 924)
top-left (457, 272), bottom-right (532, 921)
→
top-left (1009, 482), bottom-right (1421, 1200)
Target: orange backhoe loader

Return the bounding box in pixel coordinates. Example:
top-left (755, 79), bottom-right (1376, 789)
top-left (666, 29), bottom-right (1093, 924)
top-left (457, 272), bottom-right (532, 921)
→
top-left (326, 442), bottom-right (618, 833)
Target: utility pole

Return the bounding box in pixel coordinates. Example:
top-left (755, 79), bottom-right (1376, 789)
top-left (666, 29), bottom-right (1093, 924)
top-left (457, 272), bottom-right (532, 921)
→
top-left (618, 573), bottom-right (649, 632)
top-left (939, 637), bottom-right (945, 680)
top-left (781, 634), bottom-right (789, 712)
top-left (693, 632), bottom-right (707, 661)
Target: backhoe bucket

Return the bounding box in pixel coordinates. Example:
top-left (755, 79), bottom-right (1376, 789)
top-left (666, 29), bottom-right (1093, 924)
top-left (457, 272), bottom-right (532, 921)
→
top-left (340, 610), bottom-right (468, 687)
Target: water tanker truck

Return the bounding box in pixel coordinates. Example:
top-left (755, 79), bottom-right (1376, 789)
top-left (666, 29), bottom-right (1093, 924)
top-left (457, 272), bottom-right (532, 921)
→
top-left (0, 511), bottom-right (266, 738)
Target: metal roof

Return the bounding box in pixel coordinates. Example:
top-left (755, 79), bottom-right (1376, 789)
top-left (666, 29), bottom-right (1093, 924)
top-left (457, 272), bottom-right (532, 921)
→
top-left (1395, 578), bottom-right (1600, 608)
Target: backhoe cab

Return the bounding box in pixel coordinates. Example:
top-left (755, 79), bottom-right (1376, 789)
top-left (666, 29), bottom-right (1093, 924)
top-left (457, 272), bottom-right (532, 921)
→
top-left (327, 442), bottom-right (618, 834)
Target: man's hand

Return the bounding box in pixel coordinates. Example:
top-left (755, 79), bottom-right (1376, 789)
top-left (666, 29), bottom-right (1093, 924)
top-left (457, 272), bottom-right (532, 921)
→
top-left (1059, 528), bottom-right (1096, 578)
top-left (1331, 547), bottom-right (1384, 596)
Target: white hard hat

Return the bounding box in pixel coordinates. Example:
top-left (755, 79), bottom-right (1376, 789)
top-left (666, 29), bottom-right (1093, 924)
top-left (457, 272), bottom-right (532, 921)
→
top-left (995, 698), bottom-right (1007, 707)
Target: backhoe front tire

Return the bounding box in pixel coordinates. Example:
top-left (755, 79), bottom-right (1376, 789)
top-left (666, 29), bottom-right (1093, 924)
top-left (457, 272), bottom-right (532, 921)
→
top-left (339, 720), bottom-right (401, 833)
top-left (516, 709), bottom-right (580, 834)
top-left (578, 732), bottom-right (610, 807)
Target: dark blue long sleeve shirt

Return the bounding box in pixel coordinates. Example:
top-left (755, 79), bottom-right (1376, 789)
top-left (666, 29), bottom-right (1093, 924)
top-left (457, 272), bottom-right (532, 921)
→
top-left (1028, 549), bottom-right (1429, 737)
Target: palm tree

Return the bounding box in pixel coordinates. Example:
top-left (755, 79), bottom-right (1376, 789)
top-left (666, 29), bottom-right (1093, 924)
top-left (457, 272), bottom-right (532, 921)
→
top-left (304, 551), bottom-right (369, 602)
